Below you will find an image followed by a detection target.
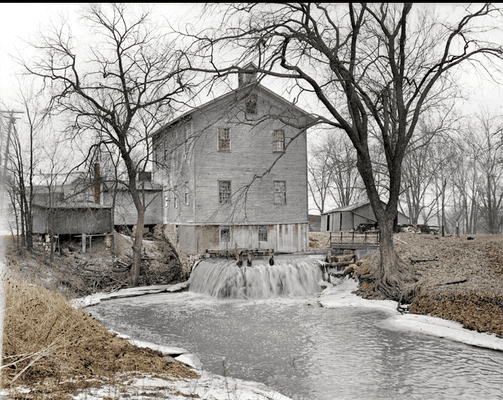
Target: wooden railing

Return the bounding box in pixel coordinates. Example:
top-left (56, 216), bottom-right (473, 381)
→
top-left (329, 230), bottom-right (380, 247)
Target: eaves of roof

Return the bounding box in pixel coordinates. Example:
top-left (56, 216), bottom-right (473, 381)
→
top-left (151, 82), bottom-right (317, 139)
top-left (322, 201), bottom-right (371, 215)
top-left (33, 202), bottom-right (112, 210)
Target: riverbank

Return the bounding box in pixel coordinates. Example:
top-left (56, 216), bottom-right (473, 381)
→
top-left (319, 278), bottom-right (503, 351)
top-left (3, 231), bottom-right (503, 399)
top-left (65, 275), bottom-right (503, 399)
top-left (351, 232), bottom-right (503, 338)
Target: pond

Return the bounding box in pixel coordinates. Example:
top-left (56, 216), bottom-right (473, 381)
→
top-left (88, 258), bottom-right (503, 400)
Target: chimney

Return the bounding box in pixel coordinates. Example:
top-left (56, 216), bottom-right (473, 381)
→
top-left (94, 163), bottom-right (100, 204)
top-left (238, 62), bottom-right (258, 88)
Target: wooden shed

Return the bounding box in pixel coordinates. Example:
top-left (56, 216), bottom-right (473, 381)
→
top-left (32, 202), bottom-right (113, 235)
top-left (321, 201), bottom-right (409, 232)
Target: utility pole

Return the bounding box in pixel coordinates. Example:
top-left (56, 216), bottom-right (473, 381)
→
top-left (0, 109), bottom-right (24, 213)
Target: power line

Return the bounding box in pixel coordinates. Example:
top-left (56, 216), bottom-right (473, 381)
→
top-left (0, 109), bottom-right (24, 212)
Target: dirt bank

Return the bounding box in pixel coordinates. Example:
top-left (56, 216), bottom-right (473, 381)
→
top-left (323, 231), bottom-right (503, 338)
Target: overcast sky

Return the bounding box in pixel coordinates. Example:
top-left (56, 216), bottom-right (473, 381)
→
top-left (0, 3), bottom-right (201, 108)
top-left (1, 3), bottom-right (502, 115)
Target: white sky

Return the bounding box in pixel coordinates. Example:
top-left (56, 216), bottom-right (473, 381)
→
top-left (0, 3), bottom-right (202, 108)
top-left (1, 3), bottom-right (503, 112)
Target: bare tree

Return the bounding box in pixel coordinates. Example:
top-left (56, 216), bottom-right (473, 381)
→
top-left (471, 112), bottom-right (503, 233)
top-left (308, 150), bottom-right (334, 214)
top-left (448, 134), bottom-right (479, 234)
top-left (309, 131), bottom-right (365, 213)
top-left (401, 114), bottom-right (458, 225)
top-left (5, 81), bottom-right (50, 252)
top-left (20, 3), bottom-right (194, 286)
top-left (190, 3), bottom-right (503, 300)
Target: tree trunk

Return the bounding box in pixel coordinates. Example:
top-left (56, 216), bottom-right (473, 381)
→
top-left (363, 207), bottom-right (418, 302)
top-left (130, 204), bottom-right (145, 286)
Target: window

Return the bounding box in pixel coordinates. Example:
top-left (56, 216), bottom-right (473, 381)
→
top-left (258, 225), bottom-right (268, 242)
top-left (174, 195), bottom-right (179, 209)
top-left (219, 180), bottom-right (231, 204)
top-left (184, 187), bottom-right (189, 205)
top-left (273, 130), bottom-right (285, 152)
top-left (184, 124), bottom-right (190, 152)
top-left (164, 195), bottom-right (169, 208)
top-left (274, 181), bottom-right (286, 204)
top-left (220, 226), bottom-right (230, 243)
top-left (246, 94), bottom-right (257, 114)
top-left (163, 140), bottom-right (168, 160)
top-left (218, 128), bottom-right (231, 152)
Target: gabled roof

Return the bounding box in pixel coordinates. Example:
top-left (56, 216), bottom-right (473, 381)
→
top-left (322, 201), bottom-right (371, 215)
top-left (322, 200), bottom-right (409, 219)
top-left (152, 81), bottom-right (317, 139)
top-left (33, 171), bottom-right (88, 191)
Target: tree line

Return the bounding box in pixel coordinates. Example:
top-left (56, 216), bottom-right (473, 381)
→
top-left (309, 110), bottom-right (503, 235)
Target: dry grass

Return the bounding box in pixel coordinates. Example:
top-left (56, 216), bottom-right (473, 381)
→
top-left (1, 234), bottom-right (198, 399)
top-left (1, 272), bottom-right (199, 399)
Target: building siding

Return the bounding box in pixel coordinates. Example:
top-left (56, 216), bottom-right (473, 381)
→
top-left (101, 189), bottom-right (163, 226)
top-left (153, 82), bottom-right (313, 255)
top-left (321, 203), bottom-right (410, 232)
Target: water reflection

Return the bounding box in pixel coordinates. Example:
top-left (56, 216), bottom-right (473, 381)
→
top-left (88, 292), bottom-right (503, 400)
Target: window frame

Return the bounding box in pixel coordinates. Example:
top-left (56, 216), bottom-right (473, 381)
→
top-left (273, 129), bottom-right (285, 153)
top-left (218, 180), bottom-right (232, 204)
top-left (220, 226), bottom-right (230, 243)
top-left (218, 127), bottom-right (231, 152)
top-left (274, 180), bottom-right (286, 205)
top-left (258, 225), bottom-right (268, 242)
top-left (184, 189), bottom-right (189, 205)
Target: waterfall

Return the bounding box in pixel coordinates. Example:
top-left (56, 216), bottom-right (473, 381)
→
top-left (188, 257), bottom-right (324, 299)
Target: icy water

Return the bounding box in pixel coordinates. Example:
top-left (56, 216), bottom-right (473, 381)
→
top-left (88, 291), bottom-right (503, 400)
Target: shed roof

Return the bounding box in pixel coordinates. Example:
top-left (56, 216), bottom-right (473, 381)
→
top-left (322, 201), bottom-right (370, 215)
top-left (33, 202), bottom-right (112, 210)
top-left (322, 200), bottom-right (409, 220)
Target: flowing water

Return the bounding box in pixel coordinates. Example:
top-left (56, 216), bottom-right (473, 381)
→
top-left (87, 257), bottom-right (503, 400)
top-left (188, 256), bottom-right (323, 298)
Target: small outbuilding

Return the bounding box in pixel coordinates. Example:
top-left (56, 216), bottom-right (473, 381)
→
top-left (32, 202), bottom-right (113, 235)
top-left (321, 201), bottom-right (409, 232)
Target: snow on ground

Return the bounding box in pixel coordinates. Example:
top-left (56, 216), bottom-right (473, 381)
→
top-left (71, 285), bottom-right (291, 400)
top-left (319, 278), bottom-right (503, 352)
top-left (69, 368), bottom-right (291, 400)
top-left (66, 277), bottom-right (503, 399)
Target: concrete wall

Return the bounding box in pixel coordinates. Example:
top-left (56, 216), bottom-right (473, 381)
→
top-left (165, 222), bottom-right (309, 255)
